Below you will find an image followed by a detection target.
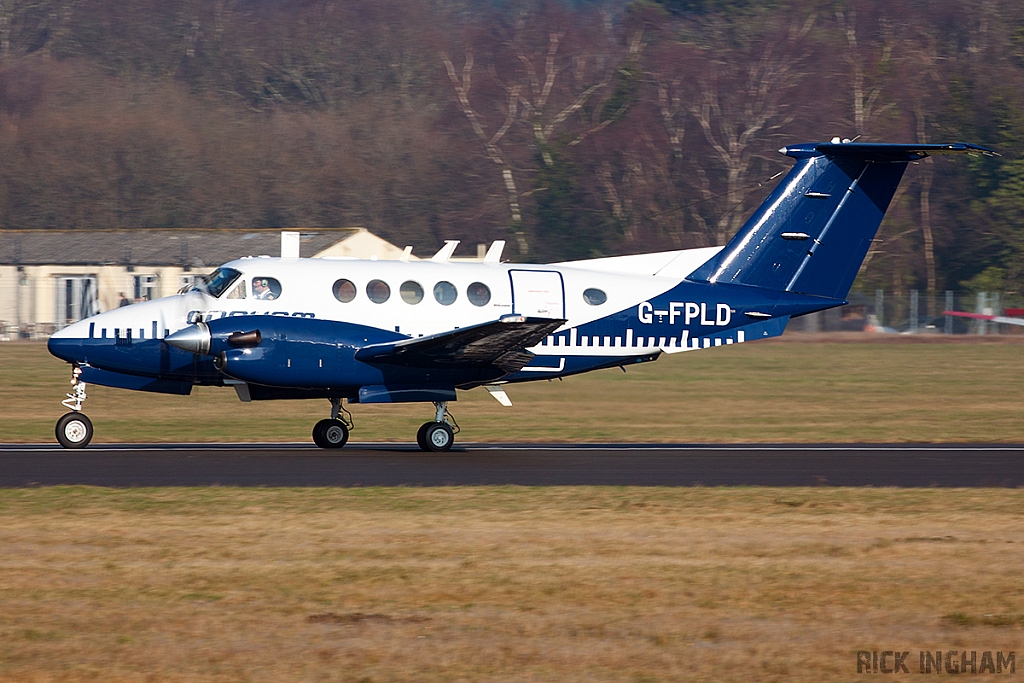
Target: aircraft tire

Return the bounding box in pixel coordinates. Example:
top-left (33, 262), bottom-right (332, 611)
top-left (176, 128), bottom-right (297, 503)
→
top-left (312, 421), bottom-right (327, 448)
top-left (313, 418), bottom-right (348, 449)
top-left (422, 422), bottom-right (454, 452)
top-left (415, 422), bottom-right (432, 451)
top-left (56, 412), bottom-right (93, 449)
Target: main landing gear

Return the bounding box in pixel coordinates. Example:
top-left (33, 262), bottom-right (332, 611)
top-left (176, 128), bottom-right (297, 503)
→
top-left (416, 401), bottom-right (459, 453)
top-left (312, 398), bottom-right (352, 449)
top-left (56, 365), bottom-right (93, 449)
top-left (309, 399), bottom-right (459, 452)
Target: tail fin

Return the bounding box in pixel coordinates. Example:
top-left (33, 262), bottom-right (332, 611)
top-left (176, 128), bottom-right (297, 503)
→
top-left (687, 142), bottom-right (995, 300)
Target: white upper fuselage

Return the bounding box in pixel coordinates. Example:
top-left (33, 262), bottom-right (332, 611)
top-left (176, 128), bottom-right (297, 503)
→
top-left (51, 247), bottom-right (724, 359)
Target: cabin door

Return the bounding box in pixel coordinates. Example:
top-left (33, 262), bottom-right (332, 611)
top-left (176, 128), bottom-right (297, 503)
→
top-left (509, 270), bottom-right (565, 319)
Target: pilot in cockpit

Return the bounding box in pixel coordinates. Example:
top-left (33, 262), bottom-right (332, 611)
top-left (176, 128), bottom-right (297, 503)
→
top-left (253, 278), bottom-right (277, 300)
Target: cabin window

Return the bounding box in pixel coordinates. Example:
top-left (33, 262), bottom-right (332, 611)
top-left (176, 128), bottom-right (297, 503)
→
top-left (467, 282), bottom-right (491, 307)
top-left (203, 267), bottom-right (242, 298)
top-left (367, 279), bottom-right (391, 304)
top-left (333, 279), bottom-right (356, 303)
top-left (583, 288), bottom-right (607, 306)
top-left (433, 281), bottom-right (457, 306)
top-left (400, 281), bottom-right (424, 304)
top-left (252, 277), bottom-right (281, 300)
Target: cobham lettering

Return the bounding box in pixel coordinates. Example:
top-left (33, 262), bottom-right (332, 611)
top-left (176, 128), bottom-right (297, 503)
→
top-left (857, 650), bottom-right (1014, 674)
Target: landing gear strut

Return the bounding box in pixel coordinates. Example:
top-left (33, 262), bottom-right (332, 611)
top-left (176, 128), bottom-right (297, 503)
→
top-left (56, 365), bottom-right (93, 449)
top-left (312, 398), bottom-right (352, 449)
top-left (416, 401), bottom-right (458, 452)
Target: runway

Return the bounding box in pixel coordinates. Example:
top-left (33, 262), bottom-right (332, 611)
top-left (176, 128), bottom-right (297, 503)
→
top-left (1, 443), bottom-right (1023, 487)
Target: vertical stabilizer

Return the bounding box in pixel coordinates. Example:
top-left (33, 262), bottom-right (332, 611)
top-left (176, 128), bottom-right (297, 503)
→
top-left (687, 142), bottom-right (995, 300)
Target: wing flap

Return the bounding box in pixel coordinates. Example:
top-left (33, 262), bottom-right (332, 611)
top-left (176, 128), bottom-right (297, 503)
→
top-left (354, 316), bottom-right (566, 373)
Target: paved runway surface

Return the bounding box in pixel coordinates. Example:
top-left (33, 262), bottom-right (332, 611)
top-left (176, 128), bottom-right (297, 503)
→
top-left (1, 443), bottom-right (1023, 487)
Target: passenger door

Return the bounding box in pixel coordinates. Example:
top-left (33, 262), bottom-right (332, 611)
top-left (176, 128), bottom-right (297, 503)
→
top-left (509, 270), bottom-right (564, 319)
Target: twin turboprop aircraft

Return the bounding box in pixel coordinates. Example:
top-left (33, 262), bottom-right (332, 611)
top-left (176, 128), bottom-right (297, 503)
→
top-left (47, 140), bottom-right (993, 450)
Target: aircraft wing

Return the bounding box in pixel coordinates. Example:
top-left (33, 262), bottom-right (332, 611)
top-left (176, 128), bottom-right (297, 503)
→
top-left (353, 316), bottom-right (567, 373)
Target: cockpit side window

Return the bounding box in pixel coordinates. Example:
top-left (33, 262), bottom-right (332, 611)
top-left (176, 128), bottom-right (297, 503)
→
top-left (200, 267), bottom-right (242, 298)
top-left (252, 277), bottom-right (281, 300)
top-left (225, 281), bottom-right (247, 299)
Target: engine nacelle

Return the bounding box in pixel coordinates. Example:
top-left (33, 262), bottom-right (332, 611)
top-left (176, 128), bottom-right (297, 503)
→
top-left (167, 315), bottom-right (504, 395)
top-left (202, 316), bottom-right (399, 389)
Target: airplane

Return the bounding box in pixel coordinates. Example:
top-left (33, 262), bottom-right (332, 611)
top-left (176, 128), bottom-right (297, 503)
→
top-left (47, 140), bottom-right (994, 450)
top-left (943, 309), bottom-right (1024, 328)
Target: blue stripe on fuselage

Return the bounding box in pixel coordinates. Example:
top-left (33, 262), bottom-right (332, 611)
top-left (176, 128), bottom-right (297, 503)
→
top-left (515, 280), bottom-right (842, 376)
top-left (48, 336), bottom-right (222, 383)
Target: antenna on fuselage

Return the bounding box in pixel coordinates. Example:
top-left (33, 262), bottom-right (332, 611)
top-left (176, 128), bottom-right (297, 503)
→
top-left (400, 246), bottom-right (413, 262)
top-left (483, 240), bottom-right (505, 263)
top-left (430, 240), bottom-right (460, 263)
top-left (280, 231), bottom-right (300, 259)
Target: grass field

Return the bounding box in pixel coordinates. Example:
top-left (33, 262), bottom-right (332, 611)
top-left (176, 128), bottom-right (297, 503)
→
top-left (1, 487), bottom-right (1022, 682)
top-left (2, 336), bottom-right (1024, 444)
top-left (3, 340), bottom-right (1024, 681)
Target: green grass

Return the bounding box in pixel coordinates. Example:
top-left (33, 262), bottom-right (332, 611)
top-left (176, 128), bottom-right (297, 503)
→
top-left (1, 486), bottom-right (1022, 682)
top-left (3, 336), bottom-right (1024, 443)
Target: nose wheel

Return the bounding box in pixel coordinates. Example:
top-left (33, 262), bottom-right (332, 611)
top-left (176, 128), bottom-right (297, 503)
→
top-left (56, 365), bottom-right (93, 449)
top-left (56, 412), bottom-right (93, 449)
top-left (416, 401), bottom-right (458, 452)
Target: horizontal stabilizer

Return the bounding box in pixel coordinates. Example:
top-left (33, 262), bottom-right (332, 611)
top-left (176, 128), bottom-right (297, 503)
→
top-left (355, 316), bottom-right (566, 373)
top-left (806, 141), bottom-right (997, 162)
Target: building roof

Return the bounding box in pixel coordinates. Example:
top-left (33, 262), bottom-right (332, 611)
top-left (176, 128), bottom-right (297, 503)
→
top-left (0, 228), bottom-right (381, 268)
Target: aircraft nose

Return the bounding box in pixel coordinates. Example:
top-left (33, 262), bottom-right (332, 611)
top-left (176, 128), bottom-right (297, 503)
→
top-left (165, 322), bottom-right (211, 355)
top-left (47, 319), bottom-right (92, 362)
top-left (49, 319), bottom-right (89, 340)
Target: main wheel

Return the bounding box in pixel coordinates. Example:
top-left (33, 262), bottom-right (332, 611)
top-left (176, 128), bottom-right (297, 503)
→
top-left (312, 418), bottom-right (348, 449)
top-left (416, 422), bottom-right (432, 451)
top-left (421, 422), bottom-right (454, 452)
top-left (56, 412), bottom-right (93, 449)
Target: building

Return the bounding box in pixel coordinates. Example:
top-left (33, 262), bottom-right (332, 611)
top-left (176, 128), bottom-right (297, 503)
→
top-left (0, 228), bottom-right (413, 339)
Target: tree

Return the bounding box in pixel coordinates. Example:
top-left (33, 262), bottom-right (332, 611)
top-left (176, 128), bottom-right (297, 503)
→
top-left (683, 12), bottom-right (817, 245)
top-left (441, 6), bottom-right (628, 256)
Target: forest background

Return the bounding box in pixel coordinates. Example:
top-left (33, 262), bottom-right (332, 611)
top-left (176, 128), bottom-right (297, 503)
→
top-left (1, 0), bottom-right (1023, 300)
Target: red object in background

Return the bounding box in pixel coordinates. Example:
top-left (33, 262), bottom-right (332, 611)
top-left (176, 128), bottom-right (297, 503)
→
top-left (1004, 308), bottom-right (1024, 317)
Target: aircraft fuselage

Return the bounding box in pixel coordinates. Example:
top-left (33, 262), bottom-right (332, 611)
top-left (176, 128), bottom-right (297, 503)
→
top-left (50, 250), bottom-right (834, 399)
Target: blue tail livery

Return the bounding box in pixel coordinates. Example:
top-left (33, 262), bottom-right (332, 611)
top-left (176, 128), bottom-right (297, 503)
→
top-left (47, 140), bottom-right (995, 449)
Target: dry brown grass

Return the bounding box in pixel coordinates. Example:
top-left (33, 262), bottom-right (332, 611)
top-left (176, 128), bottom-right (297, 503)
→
top-left (4, 337), bottom-right (1024, 444)
top-left (1, 487), bottom-right (1022, 682)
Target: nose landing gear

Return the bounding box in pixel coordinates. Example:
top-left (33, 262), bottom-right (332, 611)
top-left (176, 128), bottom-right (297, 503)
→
top-left (312, 398), bottom-right (352, 449)
top-left (416, 401), bottom-right (458, 452)
top-left (56, 365), bottom-right (93, 449)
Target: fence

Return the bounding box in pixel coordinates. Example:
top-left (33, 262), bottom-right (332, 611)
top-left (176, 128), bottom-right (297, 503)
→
top-left (796, 290), bottom-right (1024, 335)
top-left (0, 272), bottom-right (191, 341)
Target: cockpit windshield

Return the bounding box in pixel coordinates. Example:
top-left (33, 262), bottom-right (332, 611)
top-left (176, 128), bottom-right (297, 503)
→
top-left (181, 267), bottom-right (242, 298)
